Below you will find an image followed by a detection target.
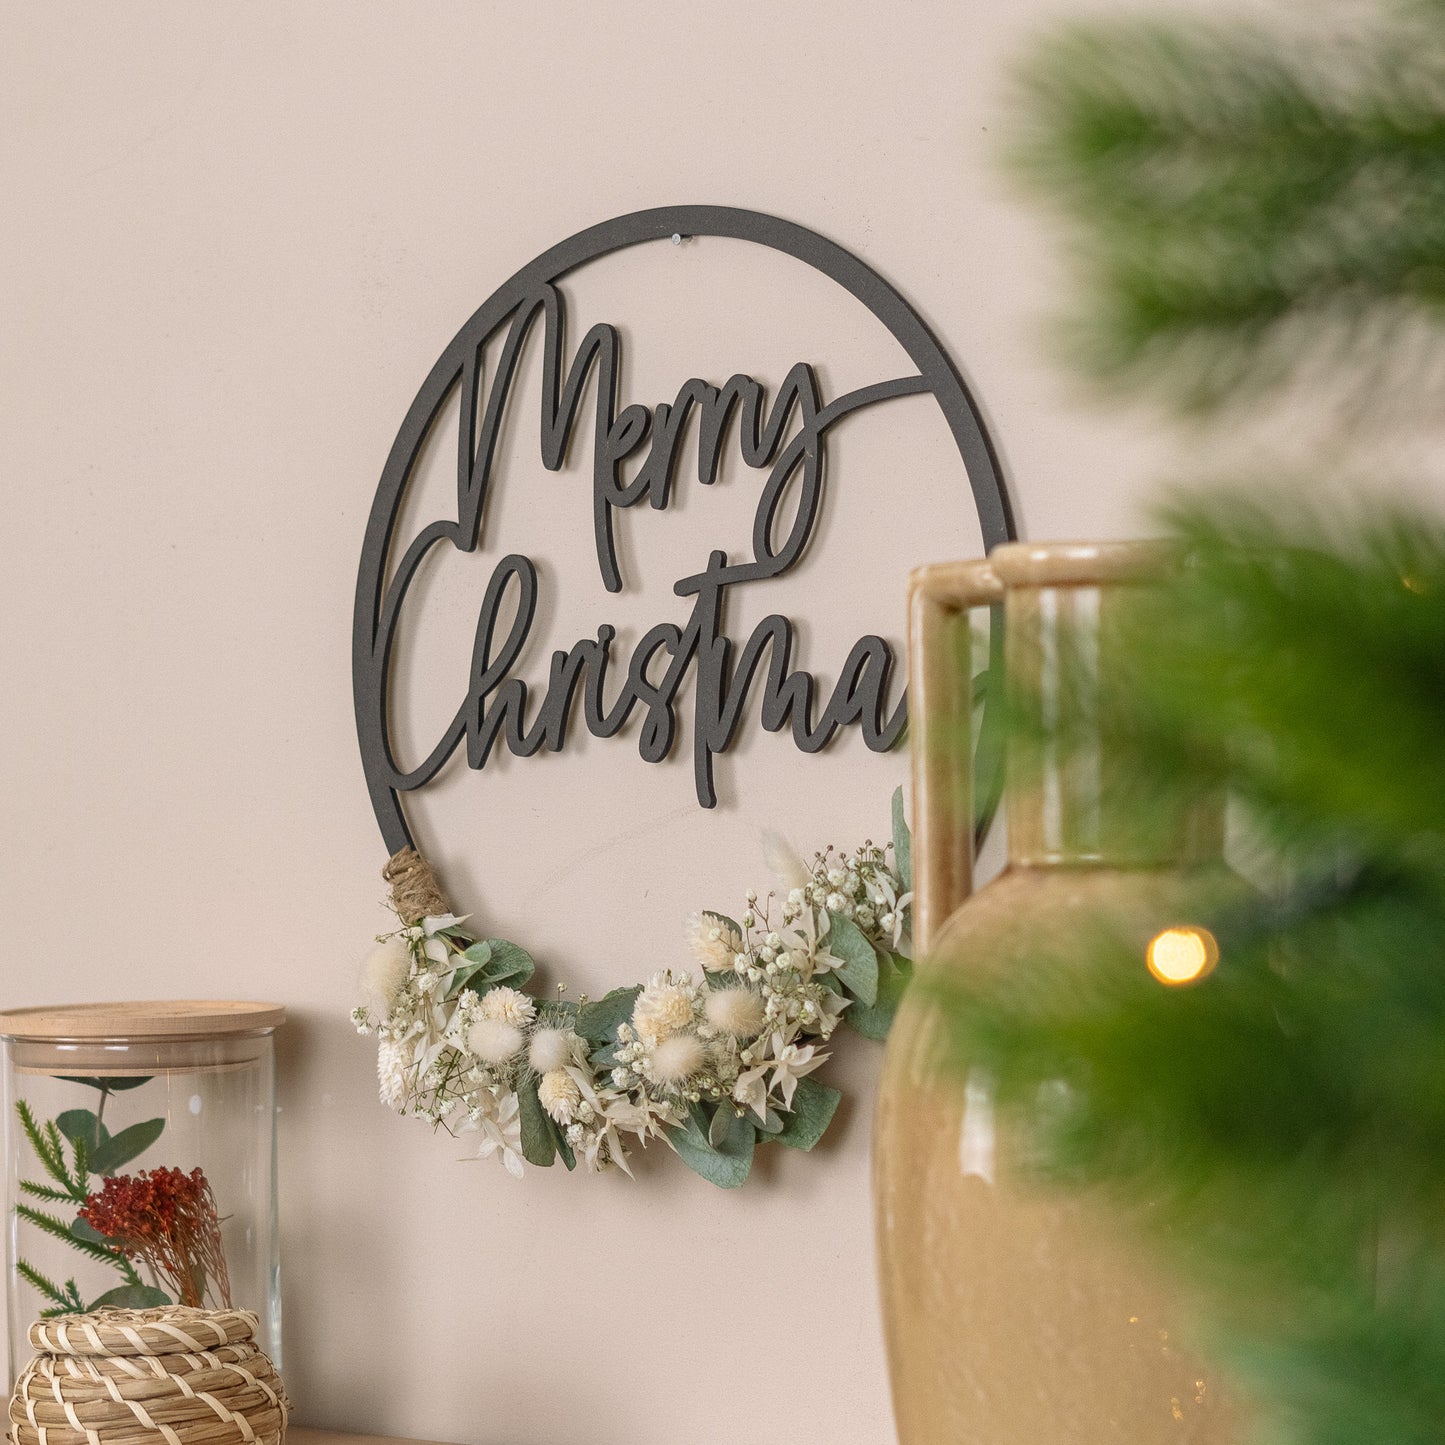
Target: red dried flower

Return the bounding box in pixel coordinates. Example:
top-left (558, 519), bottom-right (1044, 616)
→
top-left (81, 1166), bottom-right (231, 1309)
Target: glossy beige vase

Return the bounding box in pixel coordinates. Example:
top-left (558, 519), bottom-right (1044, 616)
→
top-left (874, 542), bottom-right (1239, 1445)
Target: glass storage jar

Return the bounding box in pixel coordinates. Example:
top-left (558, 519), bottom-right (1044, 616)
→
top-left (0, 1001), bottom-right (283, 1387)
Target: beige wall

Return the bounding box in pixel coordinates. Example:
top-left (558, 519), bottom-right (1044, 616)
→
top-left (2, 2), bottom-right (1393, 1443)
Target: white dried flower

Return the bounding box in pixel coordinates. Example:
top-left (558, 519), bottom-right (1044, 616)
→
top-left (648, 1032), bottom-right (706, 1085)
top-left (358, 936), bottom-right (411, 1019)
top-left (479, 986), bottom-right (536, 1027)
top-left (377, 1037), bottom-right (410, 1111)
top-left (528, 1026), bottom-right (584, 1073)
top-left (632, 971), bottom-right (698, 1045)
top-left (704, 987), bottom-right (766, 1041)
top-left (538, 1069), bottom-right (582, 1123)
top-left (686, 913), bottom-right (742, 973)
top-left (467, 1017), bottom-right (524, 1065)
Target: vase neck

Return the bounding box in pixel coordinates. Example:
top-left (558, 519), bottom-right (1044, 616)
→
top-left (1002, 578), bottom-right (1222, 869)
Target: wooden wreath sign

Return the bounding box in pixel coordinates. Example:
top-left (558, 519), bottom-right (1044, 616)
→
top-left (350, 206), bottom-right (1013, 1185)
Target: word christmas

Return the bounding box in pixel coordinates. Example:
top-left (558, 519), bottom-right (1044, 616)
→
top-left (369, 282), bottom-right (917, 810)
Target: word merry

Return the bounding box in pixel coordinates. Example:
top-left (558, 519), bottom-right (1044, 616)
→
top-left (372, 282), bottom-right (921, 806)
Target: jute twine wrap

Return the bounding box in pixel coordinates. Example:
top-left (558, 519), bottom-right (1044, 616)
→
top-left (382, 846), bottom-right (449, 926)
top-left (9, 1307), bottom-right (287, 1445)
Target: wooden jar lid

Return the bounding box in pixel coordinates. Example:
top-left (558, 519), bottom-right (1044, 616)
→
top-left (0, 1000), bottom-right (286, 1040)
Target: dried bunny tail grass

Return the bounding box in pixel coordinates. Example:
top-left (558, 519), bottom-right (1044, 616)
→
top-left (762, 830), bottom-right (810, 890)
top-left (649, 1033), bottom-right (707, 1084)
top-left (529, 1026), bottom-right (583, 1073)
top-left (359, 935), bottom-right (411, 1016)
top-left (468, 1017), bottom-right (524, 1065)
top-left (704, 986), bottom-right (766, 1040)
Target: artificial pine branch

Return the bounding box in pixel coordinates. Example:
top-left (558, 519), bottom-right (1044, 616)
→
top-left (37, 1280), bottom-right (86, 1320)
top-left (14, 1260), bottom-right (70, 1310)
top-left (14, 1203), bottom-right (131, 1271)
top-left (1012, 10), bottom-right (1445, 411)
top-left (18, 1179), bottom-right (80, 1205)
top-left (15, 1100), bottom-right (72, 1193)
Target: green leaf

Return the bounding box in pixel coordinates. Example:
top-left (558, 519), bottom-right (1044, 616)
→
top-left (57, 1077), bottom-right (153, 1093)
top-left (56, 1110), bottom-right (109, 1156)
top-left (847, 953), bottom-right (915, 1042)
top-left (669, 1107), bottom-right (755, 1188)
top-left (708, 1104), bottom-right (732, 1148)
top-left (481, 940), bottom-right (535, 988)
top-left (70, 1216), bottom-right (110, 1246)
top-left (576, 986), bottom-right (642, 1044)
top-left (589, 1040), bottom-right (623, 1070)
top-left (448, 938), bottom-right (539, 999)
top-left (546, 1115), bottom-right (577, 1171)
top-left (517, 1078), bottom-right (555, 1167)
top-left (702, 910), bottom-right (743, 937)
top-left (892, 785), bottom-right (912, 890)
top-left (827, 911), bottom-right (880, 1007)
top-left (776, 1075), bottom-right (842, 1151)
top-left (89, 1118), bottom-right (165, 1176)
top-left (89, 1285), bottom-right (170, 1310)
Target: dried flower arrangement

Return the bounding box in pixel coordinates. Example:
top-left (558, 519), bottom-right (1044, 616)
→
top-left (14, 1079), bottom-right (230, 1316)
top-left (354, 790), bottom-right (913, 1186)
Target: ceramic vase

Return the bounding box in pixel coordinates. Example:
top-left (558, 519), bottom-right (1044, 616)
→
top-left (874, 541), bottom-right (1239, 1445)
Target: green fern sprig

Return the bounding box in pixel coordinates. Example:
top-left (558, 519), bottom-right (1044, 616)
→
top-left (37, 1280), bottom-right (86, 1319)
top-left (15, 1260), bottom-right (73, 1311)
top-left (18, 1179), bottom-right (78, 1205)
top-left (14, 1203), bottom-right (119, 1265)
top-left (16, 1100), bottom-right (76, 1195)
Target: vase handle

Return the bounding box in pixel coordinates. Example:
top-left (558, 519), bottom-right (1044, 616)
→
top-left (907, 558), bottom-right (1005, 955)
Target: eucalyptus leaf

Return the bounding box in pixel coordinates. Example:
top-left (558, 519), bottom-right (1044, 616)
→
top-left (446, 961), bottom-right (488, 998)
top-left (758, 1108), bottom-right (785, 1135)
top-left (827, 911), bottom-right (880, 1008)
top-left (709, 1105), bottom-right (732, 1148)
top-left (847, 953), bottom-right (915, 1042)
top-left (89, 1119), bottom-right (165, 1177)
top-left (482, 939), bottom-right (536, 988)
top-left (57, 1077), bottom-right (153, 1093)
top-left (590, 1040), bottom-right (623, 1070)
top-left (517, 1078), bottom-right (556, 1167)
top-left (449, 939), bottom-right (536, 1000)
top-left (891, 785), bottom-right (912, 890)
top-left (669, 1109), bottom-right (754, 1188)
top-left (576, 986), bottom-right (642, 1044)
top-left (776, 1075), bottom-right (842, 1151)
top-left (702, 910), bottom-right (743, 938)
top-left (56, 1110), bottom-right (109, 1155)
top-left (89, 1285), bottom-right (170, 1310)
top-left (71, 1216), bottom-right (111, 1247)
top-left (546, 1115), bottom-right (576, 1171)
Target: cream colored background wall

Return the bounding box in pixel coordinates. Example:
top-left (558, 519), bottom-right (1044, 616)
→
top-left (0, 2), bottom-right (1373, 1442)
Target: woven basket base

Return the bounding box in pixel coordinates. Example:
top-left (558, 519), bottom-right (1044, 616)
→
top-left (10, 1307), bottom-right (288, 1445)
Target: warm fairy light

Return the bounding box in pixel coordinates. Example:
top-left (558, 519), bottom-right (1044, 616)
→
top-left (1147, 925), bottom-right (1219, 986)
